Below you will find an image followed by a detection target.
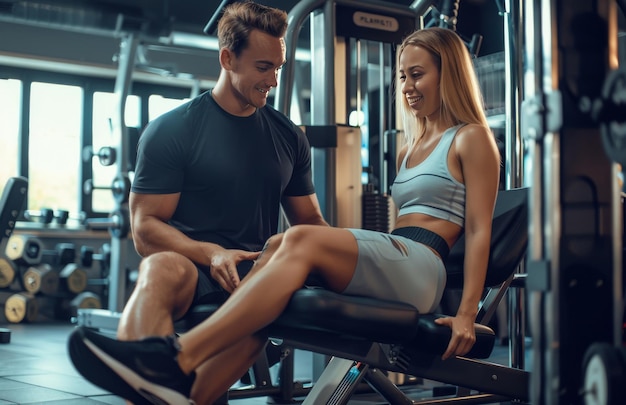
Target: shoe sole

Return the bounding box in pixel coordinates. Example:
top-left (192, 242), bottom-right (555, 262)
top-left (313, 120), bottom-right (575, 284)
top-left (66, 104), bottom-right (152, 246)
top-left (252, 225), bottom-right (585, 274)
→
top-left (69, 327), bottom-right (193, 405)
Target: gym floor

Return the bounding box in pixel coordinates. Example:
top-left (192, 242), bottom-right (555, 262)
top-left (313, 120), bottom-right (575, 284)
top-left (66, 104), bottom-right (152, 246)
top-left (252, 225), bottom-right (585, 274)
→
top-left (0, 321), bottom-right (529, 404)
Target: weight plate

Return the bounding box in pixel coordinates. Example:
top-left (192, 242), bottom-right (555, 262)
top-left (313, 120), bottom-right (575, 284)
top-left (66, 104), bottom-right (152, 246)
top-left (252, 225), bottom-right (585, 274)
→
top-left (61, 264), bottom-right (87, 294)
top-left (5, 235), bottom-right (43, 265)
top-left (72, 293), bottom-right (101, 310)
top-left (0, 257), bottom-right (16, 288)
top-left (5, 293), bottom-right (38, 323)
top-left (112, 174), bottom-right (131, 204)
top-left (21, 267), bottom-right (42, 293)
top-left (598, 68), bottom-right (626, 165)
top-left (82, 145), bottom-right (94, 162)
top-left (582, 342), bottom-right (626, 405)
top-left (98, 146), bottom-right (117, 166)
top-left (38, 264), bottom-right (60, 296)
top-left (5, 235), bottom-right (24, 261)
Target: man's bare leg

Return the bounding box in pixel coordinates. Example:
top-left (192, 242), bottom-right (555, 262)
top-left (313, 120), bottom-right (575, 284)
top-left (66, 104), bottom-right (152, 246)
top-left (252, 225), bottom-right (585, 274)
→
top-left (117, 251), bottom-right (198, 339)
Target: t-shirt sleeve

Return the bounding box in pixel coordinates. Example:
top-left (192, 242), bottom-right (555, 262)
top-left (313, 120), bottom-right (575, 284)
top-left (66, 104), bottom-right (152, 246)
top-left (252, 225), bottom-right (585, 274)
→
top-left (131, 115), bottom-right (188, 194)
top-left (283, 124), bottom-right (316, 197)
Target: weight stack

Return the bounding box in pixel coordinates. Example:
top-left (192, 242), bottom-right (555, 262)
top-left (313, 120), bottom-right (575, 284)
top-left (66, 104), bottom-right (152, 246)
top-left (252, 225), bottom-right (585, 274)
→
top-left (362, 186), bottom-right (391, 233)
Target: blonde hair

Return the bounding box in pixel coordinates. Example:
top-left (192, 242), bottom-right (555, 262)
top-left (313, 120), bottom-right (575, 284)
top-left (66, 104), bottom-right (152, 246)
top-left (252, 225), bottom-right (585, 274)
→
top-left (398, 28), bottom-right (489, 145)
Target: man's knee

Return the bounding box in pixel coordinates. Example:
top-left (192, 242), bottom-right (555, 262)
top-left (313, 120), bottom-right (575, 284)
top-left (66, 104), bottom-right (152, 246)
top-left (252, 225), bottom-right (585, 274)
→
top-left (137, 251), bottom-right (197, 291)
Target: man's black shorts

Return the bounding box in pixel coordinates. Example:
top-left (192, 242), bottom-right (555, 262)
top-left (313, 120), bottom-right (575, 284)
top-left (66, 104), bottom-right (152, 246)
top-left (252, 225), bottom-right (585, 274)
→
top-left (193, 260), bottom-right (255, 305)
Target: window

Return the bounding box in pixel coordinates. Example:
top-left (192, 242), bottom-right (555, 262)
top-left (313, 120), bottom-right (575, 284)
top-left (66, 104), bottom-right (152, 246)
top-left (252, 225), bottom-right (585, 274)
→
top-left (148, 94), bottom-right (188, 121)
top-left (29, 82), bottom-right (83, 213)
top-left (0, 79), bottom-right (21, 190)
top-left (90, 92), bottom-right (140, 213)
top-left (0, 65), bottom-right (205, 219)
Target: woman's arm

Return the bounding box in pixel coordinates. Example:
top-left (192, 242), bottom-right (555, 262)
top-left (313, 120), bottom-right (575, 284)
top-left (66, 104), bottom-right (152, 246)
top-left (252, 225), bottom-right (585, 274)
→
top-left (436, 124), bottom-right (501, 359)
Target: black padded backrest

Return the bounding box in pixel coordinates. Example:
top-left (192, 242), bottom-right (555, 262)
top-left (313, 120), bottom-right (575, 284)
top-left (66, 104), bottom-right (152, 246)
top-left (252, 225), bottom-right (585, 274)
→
top-left (0, 177), bottom-right (28, 244)
top-left (444, 187), bottom-right (528, 288)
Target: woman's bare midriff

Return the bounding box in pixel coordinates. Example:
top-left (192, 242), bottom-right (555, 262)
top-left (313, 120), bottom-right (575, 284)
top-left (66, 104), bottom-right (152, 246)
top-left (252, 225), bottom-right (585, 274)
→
top-left (393, 213), bottom-right (463, 258)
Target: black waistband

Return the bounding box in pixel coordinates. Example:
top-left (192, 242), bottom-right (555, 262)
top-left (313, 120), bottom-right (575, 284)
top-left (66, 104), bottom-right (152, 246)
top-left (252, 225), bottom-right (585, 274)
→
top-left (390, 227), bottom-right (450, 259)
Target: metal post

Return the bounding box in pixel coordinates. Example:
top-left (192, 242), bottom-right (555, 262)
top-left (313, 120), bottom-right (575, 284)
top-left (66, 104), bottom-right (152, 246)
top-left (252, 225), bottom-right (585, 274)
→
top-left (502, 0), bottom-right (526, 372)
top-left (108, 33), bottom-right (138, 312)
top-left (309, 0), bottom-right (338, 225)
top-left (524, 0), bottom-right (618, 403)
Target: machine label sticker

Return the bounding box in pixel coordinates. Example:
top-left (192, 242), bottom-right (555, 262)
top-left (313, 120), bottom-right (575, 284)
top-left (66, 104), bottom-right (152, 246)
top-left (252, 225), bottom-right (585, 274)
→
top-left (353, 11), bottom-right (399, 32)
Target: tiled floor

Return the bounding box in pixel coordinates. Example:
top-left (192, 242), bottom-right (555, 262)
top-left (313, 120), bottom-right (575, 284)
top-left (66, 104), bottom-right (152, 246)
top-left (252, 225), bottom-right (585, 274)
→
top-left (0, 321), bottom-right (528, 404)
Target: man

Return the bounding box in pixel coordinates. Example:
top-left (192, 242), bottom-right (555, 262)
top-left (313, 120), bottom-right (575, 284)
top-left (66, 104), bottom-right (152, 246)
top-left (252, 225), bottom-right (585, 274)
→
top-left (108, 2), bottom-right (326, 403)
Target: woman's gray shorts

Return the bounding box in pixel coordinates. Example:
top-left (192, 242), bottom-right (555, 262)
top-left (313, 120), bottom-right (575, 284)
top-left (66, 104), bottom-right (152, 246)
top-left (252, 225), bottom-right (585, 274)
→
top-left (342, 229), bottom-right (447, 313)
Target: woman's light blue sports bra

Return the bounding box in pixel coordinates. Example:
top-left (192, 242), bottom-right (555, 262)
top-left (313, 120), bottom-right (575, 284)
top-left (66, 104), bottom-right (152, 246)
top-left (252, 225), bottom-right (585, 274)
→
top-left (391, 125), bottom-right (466, 227)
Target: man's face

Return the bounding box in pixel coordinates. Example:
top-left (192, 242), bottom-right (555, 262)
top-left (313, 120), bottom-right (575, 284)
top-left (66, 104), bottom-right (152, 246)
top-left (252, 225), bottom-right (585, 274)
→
top-left (228, 29), bottom-right (286, 109)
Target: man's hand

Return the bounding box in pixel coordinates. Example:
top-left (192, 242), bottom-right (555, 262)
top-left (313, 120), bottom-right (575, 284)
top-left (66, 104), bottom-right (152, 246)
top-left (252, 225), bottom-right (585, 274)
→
top-left (434, 314), bottom-right (477, 360)
top-left (210, 249), bottom-right (260, 292)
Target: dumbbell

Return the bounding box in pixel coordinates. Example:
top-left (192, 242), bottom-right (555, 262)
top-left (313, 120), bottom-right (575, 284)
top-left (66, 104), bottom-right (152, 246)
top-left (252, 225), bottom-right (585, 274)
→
top-left (55, 210), bottom-right (69, 225)
top-left (70, 291), bottom-right (102, 316)
top-left (80, 244), bottom-right (111, 269)
top-left (0, 257), bottom-right (16, 289)
top-left (48, 243), bottom-right (76, 266)
top-left (82, 145), bottom-right (117, 166)
top-left (84, 207), bottom-right (131, 239)
top-left (24, 209), bottom-right (72, 226)
top-left (23, 208), bottom-right (54, 224)
top-left (39, 243), bottom-right (76, 267)
top-left (54, 291), bottom-right (102, 320)
top-left (5, 235), bottom-right (43, 265)
top-left (59, 263), bottom-right (87, 294)
top-left (4, 292), bottom-right (38, 323)
top-left (20, 264), bottom-right (59, 295)
top-left (83, 174), bottom-right (131, 204)
top-left (50, 210), bottom-right (86, 226)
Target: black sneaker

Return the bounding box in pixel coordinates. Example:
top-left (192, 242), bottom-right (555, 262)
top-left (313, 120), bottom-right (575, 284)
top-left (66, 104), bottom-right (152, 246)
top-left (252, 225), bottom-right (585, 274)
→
top-left (68, 326), bottom-right (196, 405)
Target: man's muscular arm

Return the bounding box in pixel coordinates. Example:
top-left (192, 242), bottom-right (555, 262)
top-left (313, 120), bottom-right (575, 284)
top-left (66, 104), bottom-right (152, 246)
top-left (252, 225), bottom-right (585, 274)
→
top-left (129, 192), bottom-right (258, 292)
top-left (281, 194), bottom-right (328, 227)
top-left (130, 192), bottom-right (216, 262)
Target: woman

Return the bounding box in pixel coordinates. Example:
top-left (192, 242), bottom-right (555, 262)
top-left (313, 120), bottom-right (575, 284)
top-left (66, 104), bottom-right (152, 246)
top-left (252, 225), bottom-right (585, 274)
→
top-left (68, 27), bottom-right (501, 405)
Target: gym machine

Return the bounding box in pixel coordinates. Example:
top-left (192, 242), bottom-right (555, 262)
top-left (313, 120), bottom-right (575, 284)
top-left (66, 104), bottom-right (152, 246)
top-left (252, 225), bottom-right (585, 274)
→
top-left (266, 1), bottom-right (531, 403)
top-left (0, 177), bottom-right (29, 339)
top-left (522, 0), bottom-right (626, 403)
top-left (273, 0), bottom-right (419, 395)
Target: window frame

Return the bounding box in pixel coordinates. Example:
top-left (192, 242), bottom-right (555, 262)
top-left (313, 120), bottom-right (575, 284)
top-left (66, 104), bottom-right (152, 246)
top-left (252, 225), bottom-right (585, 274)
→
top-left (0, 65), bottom-right (198, 220)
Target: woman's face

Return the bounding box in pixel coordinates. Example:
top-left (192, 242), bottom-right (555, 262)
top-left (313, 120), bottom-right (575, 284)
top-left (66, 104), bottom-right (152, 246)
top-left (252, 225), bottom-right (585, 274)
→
top-left (398, 45), bottom-right (441, 119)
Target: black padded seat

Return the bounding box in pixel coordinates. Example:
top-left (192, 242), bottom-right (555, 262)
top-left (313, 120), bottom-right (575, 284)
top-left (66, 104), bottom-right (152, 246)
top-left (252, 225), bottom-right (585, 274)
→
top-left (445, 186), bottom-right (528, 288)
top-left (182, 188), bottom-right (528, 361)
top-left (184, 288), bottom-right (496, 359)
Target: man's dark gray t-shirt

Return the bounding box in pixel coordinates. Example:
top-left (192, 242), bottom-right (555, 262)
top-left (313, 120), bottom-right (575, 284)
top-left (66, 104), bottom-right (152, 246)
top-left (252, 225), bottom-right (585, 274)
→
top-left (131, 90), bottom-right (315, 252)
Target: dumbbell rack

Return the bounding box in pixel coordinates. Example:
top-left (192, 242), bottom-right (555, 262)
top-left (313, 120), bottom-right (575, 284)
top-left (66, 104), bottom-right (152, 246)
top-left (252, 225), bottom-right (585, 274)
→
top-left (1, 231), bottom-right (109, 323)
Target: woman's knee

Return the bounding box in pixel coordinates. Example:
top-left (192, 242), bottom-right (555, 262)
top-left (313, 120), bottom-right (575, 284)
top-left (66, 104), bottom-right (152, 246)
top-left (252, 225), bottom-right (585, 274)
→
top-left (264, 233), bottom-right (284, 252)
top-left (282, 225), bottom-right (319, 247)
top-left (278, 225), bottom-right (323, 261)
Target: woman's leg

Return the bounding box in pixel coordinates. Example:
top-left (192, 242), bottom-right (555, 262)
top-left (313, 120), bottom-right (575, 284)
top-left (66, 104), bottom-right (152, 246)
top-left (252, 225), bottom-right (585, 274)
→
top-left (190, 235), bottom-right (283, 403)
top-left (190, 333), bottom-right (267, 404)
top-left (177, 225), bottom-right (359, 374)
